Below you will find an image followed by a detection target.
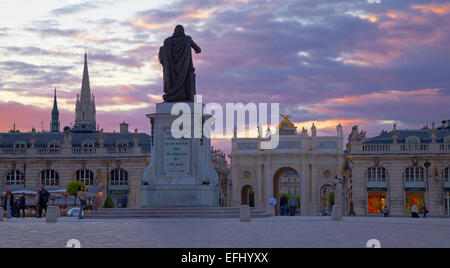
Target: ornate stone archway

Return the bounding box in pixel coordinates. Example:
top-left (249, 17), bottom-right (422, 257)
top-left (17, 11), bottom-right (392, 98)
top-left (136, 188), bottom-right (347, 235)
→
top-left (230, 123), bottom-right (345, 216)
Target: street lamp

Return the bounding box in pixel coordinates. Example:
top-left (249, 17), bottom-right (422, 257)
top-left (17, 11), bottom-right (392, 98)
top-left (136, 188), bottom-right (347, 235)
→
top-left (424, 160), bottom-right (432, 210)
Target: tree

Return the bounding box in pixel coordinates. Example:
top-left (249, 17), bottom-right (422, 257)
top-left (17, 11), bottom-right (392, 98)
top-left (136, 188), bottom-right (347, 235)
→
top-left (103, 195), bottom-right (115, 208)
top-left (66, 181), bottom-right (86, 205)
top-left (328, 192), bottom-right (335, 210)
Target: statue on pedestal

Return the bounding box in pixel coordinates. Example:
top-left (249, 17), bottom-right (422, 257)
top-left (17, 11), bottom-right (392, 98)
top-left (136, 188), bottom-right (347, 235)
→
top-left (159, 25), bottom-right (202, 103)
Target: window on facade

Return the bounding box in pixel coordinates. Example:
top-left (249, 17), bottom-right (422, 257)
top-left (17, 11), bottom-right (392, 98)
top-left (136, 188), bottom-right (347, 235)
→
top-left (110, 168), bottom-right (128, 186)
top-left (41, 170), bottom-right (59, 186)
top-left (445, 167), bottom-right (449, 182)
top-left (6, 170), bottom-right (25, 185)
top-left (367, 167), bottom-right (386, 182)
top-left (405, 167), bottom-right (425, 182)
top-left (76, 169), bottom-right (94, 186)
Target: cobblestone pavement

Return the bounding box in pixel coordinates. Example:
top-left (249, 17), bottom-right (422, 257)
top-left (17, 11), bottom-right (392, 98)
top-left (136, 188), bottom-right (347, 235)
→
top-left (0, 217), bottom-right (449, 248)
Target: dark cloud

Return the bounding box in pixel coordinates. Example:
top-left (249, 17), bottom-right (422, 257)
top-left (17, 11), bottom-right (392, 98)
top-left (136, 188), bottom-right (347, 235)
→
top-left (50, 2), bottom-right (103, 16)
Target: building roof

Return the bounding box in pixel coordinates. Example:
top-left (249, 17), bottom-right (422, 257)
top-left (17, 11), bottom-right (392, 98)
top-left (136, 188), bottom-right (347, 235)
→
top-left (365, 128), bottom-right (450, 144)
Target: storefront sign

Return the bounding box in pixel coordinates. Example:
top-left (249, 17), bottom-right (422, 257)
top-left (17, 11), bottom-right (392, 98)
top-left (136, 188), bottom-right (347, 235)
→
top-left (405, 188), bottom-right (426, 192)
top-left (110, 190), bottom-right (128, 195)
top-left (367, 188), bottom-right (387, 192)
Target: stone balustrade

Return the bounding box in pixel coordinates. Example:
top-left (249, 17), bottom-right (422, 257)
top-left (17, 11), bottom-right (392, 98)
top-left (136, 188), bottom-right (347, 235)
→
top-left (356, 142), bottom-right (450, 154)
top-left (0, 146), bottom-right (151, 159)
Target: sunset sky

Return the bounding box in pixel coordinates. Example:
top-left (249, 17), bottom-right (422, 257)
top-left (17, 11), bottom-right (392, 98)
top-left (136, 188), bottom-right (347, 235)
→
top-left (0, 0), bottom-right (449, 153)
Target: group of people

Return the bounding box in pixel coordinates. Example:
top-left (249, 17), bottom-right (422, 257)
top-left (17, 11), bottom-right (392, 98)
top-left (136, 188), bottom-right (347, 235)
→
top-left (279, 195), bottom-right (298, 216)
top-left (380, 203), bottom-right (429, 218)
top-left (2, 186), bottom-right (51, 219)
top-left (2, 185), bottom-right (87, 219)
top-left (410, 203), bottom-right (429, 218)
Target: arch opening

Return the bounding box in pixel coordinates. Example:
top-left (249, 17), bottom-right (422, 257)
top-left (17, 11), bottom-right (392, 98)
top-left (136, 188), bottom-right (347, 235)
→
top-left (273, 167), bottom-right (301, 216)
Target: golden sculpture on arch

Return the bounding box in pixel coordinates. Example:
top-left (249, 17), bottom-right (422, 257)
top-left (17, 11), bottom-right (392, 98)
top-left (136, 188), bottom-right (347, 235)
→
top-left (279, 114), bottom-right (296, 131)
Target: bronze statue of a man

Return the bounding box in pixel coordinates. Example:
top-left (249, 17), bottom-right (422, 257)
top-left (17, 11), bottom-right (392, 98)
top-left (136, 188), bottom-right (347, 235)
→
top-left (159, 25), bottom-right (202, 102)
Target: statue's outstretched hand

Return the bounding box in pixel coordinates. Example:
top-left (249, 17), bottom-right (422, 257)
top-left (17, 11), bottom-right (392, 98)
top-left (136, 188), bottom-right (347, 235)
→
top-left (195, 48), bottom-right (202, 54)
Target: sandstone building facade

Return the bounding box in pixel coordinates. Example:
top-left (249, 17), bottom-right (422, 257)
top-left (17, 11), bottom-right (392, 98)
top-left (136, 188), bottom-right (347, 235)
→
top-left (346, 121), bottom-right (450, 217)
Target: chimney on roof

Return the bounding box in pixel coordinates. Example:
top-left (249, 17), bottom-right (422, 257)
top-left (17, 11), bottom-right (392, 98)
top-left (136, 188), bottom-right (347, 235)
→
top-left (120, 122), bottom-right (129, 134)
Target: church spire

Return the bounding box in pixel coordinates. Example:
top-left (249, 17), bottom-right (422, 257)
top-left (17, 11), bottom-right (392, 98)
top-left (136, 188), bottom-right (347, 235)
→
top-left (81, 52), bottom-right (91, 101)
top-left (50, 88), bottom-right (60, 132)
top-left (73, 52), bottom-right (97, 133)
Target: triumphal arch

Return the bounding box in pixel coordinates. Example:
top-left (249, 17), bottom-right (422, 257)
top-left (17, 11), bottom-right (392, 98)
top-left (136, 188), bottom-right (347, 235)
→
top-left (230, 119), bottom-right (345, 216)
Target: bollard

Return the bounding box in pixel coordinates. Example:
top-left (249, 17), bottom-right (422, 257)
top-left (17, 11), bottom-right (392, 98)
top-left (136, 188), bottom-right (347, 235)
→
top-left (266, 205), bottom-right (275, 217)
top-left (240, 205), bottom-right (251, 222)
top-left (0, 207), bottom-right (3, 221)
top-left (46, 206), bottom-right (59, 223)
top-left (331, 205), bottom-right (343, 221)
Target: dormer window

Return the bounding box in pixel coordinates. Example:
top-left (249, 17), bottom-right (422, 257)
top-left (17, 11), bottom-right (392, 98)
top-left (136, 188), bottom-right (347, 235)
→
top-left (82, 141), bottom-right (95, 154)
top-left (402, 136), bottom-right (422, 151)
top-left (405, 136), bottom-right (420, 144)
top-left (14, 142), bottom-right (26, 149)
top-left (117, 142), bottom-right (129, 153)
top-left (48, 142), bottom-right (60, 154)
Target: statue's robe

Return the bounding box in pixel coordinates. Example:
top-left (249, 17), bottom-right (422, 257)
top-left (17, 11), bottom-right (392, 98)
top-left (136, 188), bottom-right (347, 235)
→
top-left (159, 31), bottom-right (201, 102)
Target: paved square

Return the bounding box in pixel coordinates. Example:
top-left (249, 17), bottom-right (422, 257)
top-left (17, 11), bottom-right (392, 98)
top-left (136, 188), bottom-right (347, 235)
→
top-left (0, 217), bottom-right (449, 248)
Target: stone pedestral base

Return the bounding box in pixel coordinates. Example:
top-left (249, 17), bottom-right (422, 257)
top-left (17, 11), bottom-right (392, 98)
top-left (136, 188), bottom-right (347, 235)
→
top-left (142, 184), bottom-right (218, 207)
top-left (331, 205), bottom-right (343, 221)
top-left (46, 206), bottom-right (59, 223)
top-left (240, 205), bottom-right (251, 222)
top-left (142, 102), bottom-right (219, 208)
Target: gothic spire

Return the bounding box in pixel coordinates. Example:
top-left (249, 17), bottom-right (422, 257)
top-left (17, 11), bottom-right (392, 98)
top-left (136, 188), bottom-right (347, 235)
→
top-left (81, 52), bottom-right (91, 101)
top-left (52, 88), bottom-right (58, 111)
top-left (51, 88), bottom-right (60, 132)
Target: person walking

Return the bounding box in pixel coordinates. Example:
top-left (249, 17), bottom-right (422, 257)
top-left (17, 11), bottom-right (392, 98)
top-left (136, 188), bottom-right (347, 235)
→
top-left (382, 205), bottom-right (389, 218)
top-left (422, 205), bottom-right (429, 218)
top-left (13, 197), bottom-right (20, 218)
top-left (77, 186), bottom-right (87, 219)
top-left (280, 195), bottom-right (288, 216)
top-left (289, 197), bottom-right (297, 216)
top-left (19, 196), bottom-right (26, 218)
top-left (348, 202), bottom-right (356, 217)
top-left (37, 185), bottom-right (50, 218)
top-left (411, 203), bottom-right (419, 218)
top-left (269, 196), bottom-right (277, 216)
top-left (3, 189), bottom-right (14, 219)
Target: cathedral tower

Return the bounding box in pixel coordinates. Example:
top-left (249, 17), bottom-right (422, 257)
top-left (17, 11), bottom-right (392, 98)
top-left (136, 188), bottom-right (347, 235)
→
top-left (50, 88), bottom-right (60, 132)
top-left (73, 53), bottom-right (96, 133)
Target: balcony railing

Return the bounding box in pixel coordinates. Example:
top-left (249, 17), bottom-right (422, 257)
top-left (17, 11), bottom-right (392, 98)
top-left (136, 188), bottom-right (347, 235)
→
top-left (440, 144), bottom-right (450, 151)
top-left (72, 148), bottom-right (97, 155)
top-left (401, 144), bottom-right (429, 152)
top-left (2, 149), bottom-right (27, 155)
top-left (363, 145), bottom-right (391, 152)
top-left (0, 147), bottom-right (151, 158)
top-left (355, 143), bottom-right (449, 154)
top-left (106, 148), bottom-right (130, 155)
top-left (37, 149), bottom-right (61, 155)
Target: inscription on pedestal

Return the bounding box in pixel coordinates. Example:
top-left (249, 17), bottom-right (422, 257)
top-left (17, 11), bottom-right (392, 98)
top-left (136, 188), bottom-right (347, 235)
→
top-left (163, 129), bottom-right (190, 177)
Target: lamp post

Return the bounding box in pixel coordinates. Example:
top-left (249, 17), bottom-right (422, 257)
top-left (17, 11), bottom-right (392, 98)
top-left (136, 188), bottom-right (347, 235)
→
top-left (424, 160), bottom-right (432, 213)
